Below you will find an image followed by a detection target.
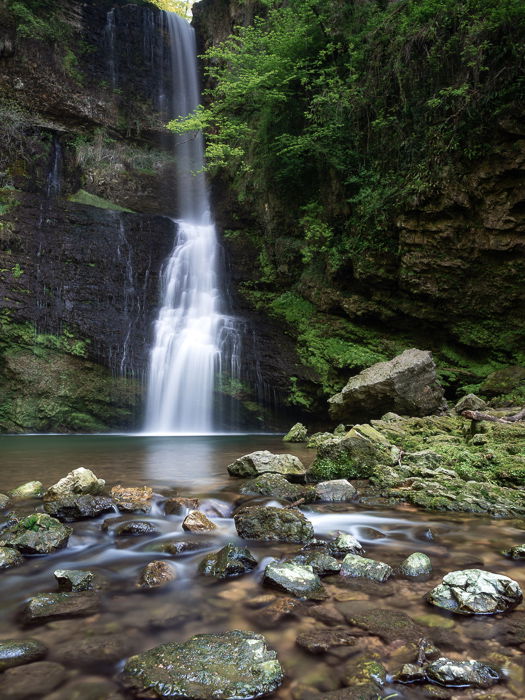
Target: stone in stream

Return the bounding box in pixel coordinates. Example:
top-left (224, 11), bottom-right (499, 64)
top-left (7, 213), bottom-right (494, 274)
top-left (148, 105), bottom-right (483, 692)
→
top-left (110, 485), bottom-right (153, 513)
top-left (7, 481), bottom-right (44, 500)
top-left (0, 639), bottom-right (47, 671)
top-left (295, 628), bottom-right (357, 654)
top-left (46, 467), bottom-right (105, 500)
top-left (21, 592), bottom-right (100, 624)
top-left (291, 549), bottom-right (341, 576)
top-left (182, 510), bottom-right (217, 532)
top-left (503, 544), bottom-right (525, 559)
top-left (227, 450), bottom-right (306, 480)
top-left (0, 494), bottom-right (9, 509)
top-left (426, 657), bottom-right (500, 688)
top-left (54, 569), bottom-right (95, 592)
top-left (315, 479), bottom-right (356, 502)
top-left (114, 521), bottom-right (161, 537)
top-left (283, 422), bottom-right (308, 442)
top-left (0, 513), bottom-right (72, 554)
top-left (121, 630), bottom-right (283, 699)
top-left (263, 561), bottom-right (327, 600)
top-left (198, 543), bottom-right (257, 579)
top-left (427, 569), bottom-right (523, 614)
top-left (340, 554), bottom-right (393, 582)
top-left (0, 661), bottom-right (66, 698)
top-left (328, 348), bottom-right (445, 422)
top-left (239, 473), bottom-right (309, 502)
top-left (399, 552), bottom-right (432, 576)
top-left (234, 506), bottom-right (313, 543)
top-left (44, 494), bottom-right (114, 522)
top-left (0, 546), bottom-right (24, 569)
top-left (329, 533), bottom-right (365, 557)
top-left (138, 561), bottom-right (177, 589)
top-left (164, 497), bottom-right (200, 515)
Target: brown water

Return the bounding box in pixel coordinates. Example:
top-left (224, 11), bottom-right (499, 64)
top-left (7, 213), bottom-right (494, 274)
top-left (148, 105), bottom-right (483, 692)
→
top-left (0, 435), bottom-right (524, 699)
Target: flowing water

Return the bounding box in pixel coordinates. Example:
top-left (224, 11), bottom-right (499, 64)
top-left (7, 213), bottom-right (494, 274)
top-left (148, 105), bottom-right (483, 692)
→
top-left (144, 13), bottom-right (242, 434)
top-left (1, 435), bottom-right (525, 699)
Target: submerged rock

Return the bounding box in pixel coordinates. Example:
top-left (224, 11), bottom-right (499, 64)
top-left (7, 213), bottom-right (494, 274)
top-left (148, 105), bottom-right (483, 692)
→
top-left (239, 473), bottom-right (308, 501)
top-left (234, 506), bottom-right (313, 543)
top-left (182, 510), bottom-right (217, 532)
top-left (121, 630), bottom-right (283, 699)
top-left (315, 479), bottom-right (356, 502)
top-left (340, 554), bottom-right (393, 582)
top-left (283, 422), bottom-right (308, 442)
top-left (199, 543), bottom-right (257, 579)
top-left (114, 521), bottom-right (160, 537)
top-left (400, 552), bottom-right (432, 576)
top-left (295, 628), bottom-right (356, 654)
top-left (110, 485), bottom-right (153, 513)
top-left (264, 561), bottom-right (327, 600)
top-left (164, 497), bottom-right (200, 515)
top-left (46, 467), bottom-right (105, 499)
top-left (0, 639), bottom-right (47, 671)
top-left (138, 561), bottom-right (177, 589)
top-left (427, 569), bottom-right (523, 614)
top-left (21, 592), bottom-right (100, 623)
top-left (0, 546), bottom-right (24, 569)
top-left (328, 348), bottom-right (445, 422)
top-left (329, 533), bottom-right (365, 557)
top-left (54, 569), bottom-right (94, 592)
top-left (44, 494), bottom-right (114, 521)
top-left (8, 481), bottom-right (44, 500)
top-left (454, 394), bottom-right (488, 413)
top-left (342, 605), bottom-right (425, 643)
top-left (426, 657), bottom-right (500, 688)
top-left (0, 661), bottom-right (66, 698)
top-left (227, 451), bottom-right (306, 479)
top-left (0, 513), bottom-right (72, 554)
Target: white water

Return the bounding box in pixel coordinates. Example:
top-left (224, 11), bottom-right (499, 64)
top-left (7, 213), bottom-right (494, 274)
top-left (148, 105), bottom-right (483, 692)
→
top-left (144, 13), bottom-right (240, 434)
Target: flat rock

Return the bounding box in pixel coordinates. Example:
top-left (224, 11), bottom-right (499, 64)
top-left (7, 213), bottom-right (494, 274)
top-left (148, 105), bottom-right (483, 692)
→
top-left (296, 628), bottom-right (357, 654)
top-left (227, 450), bottom-right (306, 479)
top-left (328, 348), bottom-right (445, 422)
top-left (21, 591), bottom-right (100, 624)
top-left (427, 569), bottom-right (523, 614)
top-left (239, 473), bottom-right (308, 501)
top-left (182, 510), bottom-right (217, 532)
top-left (114, 521), bottom-right (161, 537)
top-left (0, 661), bottom-right (66, 698)
top-left (426, 657), bottom-right (500, 688)
top-left (54, 569), bottom-right (95, 592)
top-left (315, 479), bottom-right (356, 502)
top-left (283, 422), bottom-right (308, 442)
top-left (164, 497), bottom-right (199, 515)
top-left (8, 481), bottom-right (43, 500)
top-left (110, 485), bottom-right (153, 513)
top-left (0, 546), bottom-right (24, 569)
top-left (234, 506), bottom-right (313, 543)
top-left (121, 630), bottom-right (283, 699)
top-left (0, 639), bottom-right (47, 671)
top-left (138, 561), bottom-right (177, 589)
top-left (264, 561), bottom-right (327, 600)
top-left (340, 554), bottom-right (393, 582)
top-left (399, 552), bottom-right (432, 576)
top-left (46, 467), bottom-right (105, 499)
top-left (44, 494), bottom-right (114, 522)
top-left (199, 543), bottom-right (257, 579)
top-left (0, 513), bottom-right (72, 554)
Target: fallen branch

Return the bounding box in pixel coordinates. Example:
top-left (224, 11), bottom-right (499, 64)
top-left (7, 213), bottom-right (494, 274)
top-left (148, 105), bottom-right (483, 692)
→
top-left (286, 498), bottom-right (305, 509)
top-left (461, 407), bottom-right (525, 423)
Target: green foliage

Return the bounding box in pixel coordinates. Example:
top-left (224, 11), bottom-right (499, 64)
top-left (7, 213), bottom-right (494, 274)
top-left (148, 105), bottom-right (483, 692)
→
top-left (0, 311), bottom-right (89, 358)
top-left (7, 0), bottom-right (69, 42)
top-left (11, 263), bottom-right (23, 279)
top-left (62, 48), bottom-right (83, 84)
top-left (68, 189), bottom-right (134, 213)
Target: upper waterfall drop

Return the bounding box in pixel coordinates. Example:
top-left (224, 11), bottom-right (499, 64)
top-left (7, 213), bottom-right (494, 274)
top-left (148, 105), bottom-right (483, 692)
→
top-left (144, 12), bottom-right (240, 434)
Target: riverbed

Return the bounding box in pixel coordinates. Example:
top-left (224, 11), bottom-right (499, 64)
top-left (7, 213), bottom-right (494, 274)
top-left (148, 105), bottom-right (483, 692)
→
top-left (1, 435), bottom-right (524, 699)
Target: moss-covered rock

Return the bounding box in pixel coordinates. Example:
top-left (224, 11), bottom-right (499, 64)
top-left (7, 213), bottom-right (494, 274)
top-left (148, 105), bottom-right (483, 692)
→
top-left (199, 543), bottom-right (257, 579)
top-left (283, 422), bottom-right (307, 442)
top-left (0, 639), bottom-right (47, 672)
top-left (239, 473), bottom-right (310, 502)
top-left (228, 451), bottom-right (306, 479)
top-left (0, 513), bottom-right (72, 554)
top-left (234, 505), bottom-right (313, 543)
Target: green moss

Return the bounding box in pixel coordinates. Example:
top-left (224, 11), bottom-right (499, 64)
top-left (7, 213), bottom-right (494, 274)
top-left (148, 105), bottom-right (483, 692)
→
top-left (68, 190), bottom-right (135, 213)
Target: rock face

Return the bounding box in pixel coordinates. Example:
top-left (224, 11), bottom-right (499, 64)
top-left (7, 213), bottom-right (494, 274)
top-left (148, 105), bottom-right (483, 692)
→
top-left (111, 485), bottom-right (153, 513)
top-left (264, 562), bottom-right (327, 600)
top-left (121, 630), bottom-right (284, 699)
top-left (227, 451), bottom-right (306, 479)
top-left (283, 422), bottom-right (308, 442)
top-left (234, 506), bottom-right (314, 543)
top-left (428, 569), bottom-right (523, 614)
top-left (426, 658), bottom-right (500, 688)
top-left (239, 473), bottom-right (308, 501)
top-left (328, 349), bottom-right (445, 422)
top-left (340, 554), bottom-right (393, 582)
top-left (199, 544), bottom-right (257, 579)
top-left (0, 639), bottom-right (47, 671)
top-left (0, 513), bottom-right (72, 554)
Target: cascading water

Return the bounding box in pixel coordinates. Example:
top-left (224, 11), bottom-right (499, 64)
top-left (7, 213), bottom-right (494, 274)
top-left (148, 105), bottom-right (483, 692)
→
top-left (144, 13), bottom-right (241, 434)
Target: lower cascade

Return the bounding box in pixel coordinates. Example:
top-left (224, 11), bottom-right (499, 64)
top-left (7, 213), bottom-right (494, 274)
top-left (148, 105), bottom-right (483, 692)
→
top-left (144, 11), bottom-right (240, 434)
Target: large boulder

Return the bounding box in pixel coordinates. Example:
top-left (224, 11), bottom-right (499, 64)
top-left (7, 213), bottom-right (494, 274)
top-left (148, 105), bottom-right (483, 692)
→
top-left (315, 479), bottom-right (356, 502)
top-left (234, 506), bottom-right (313, 544)
top-left (479, 366), bottom-right (525, 396)
top-left (227, 451), bottom-right (306, 480)
top-left (0, 547), bottom-right (24, 570)
top-left (0, 513), bottom-right (72, 554)
top-left (427, 569), bottom-right (523, 614)
top-left (45, 468), bottom-right (105, 500)
top-left (121, 630), bottom-right (283, 698)
top-left (328, 348), bottom-right (445, 422)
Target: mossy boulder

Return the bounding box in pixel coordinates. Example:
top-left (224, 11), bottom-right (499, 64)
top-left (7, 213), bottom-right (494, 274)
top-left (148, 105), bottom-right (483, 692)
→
top-left (234, 506), bottom-right (314, 543)
top-left (121, 630), bottom-right (283, 699)
top-left (54, 569), bottom-right (95, 592)
top-left (283, 422), bottom-right (307, 442)
top-left (454, 394), bottom-right (487, 413)
top-left (480, 366), bottom-right (525, 396)
top-left (291, 549), bottom-right (341, 575)
top-left (239, 473), bottom-right (310, 501)
top-left (199, 544), bottom-right (257, 579)
top-left (228, 451), bottom-right (306, 480)
top-left (0, 513), bottom-right (72, 554)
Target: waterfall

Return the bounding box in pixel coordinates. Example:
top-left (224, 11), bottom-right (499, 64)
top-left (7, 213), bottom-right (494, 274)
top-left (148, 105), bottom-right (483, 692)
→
top-left (144, 12), bottom-right (241, 434)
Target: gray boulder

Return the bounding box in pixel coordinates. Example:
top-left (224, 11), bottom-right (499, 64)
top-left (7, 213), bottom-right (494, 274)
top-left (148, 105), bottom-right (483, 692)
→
top-left (199, 544), bottom-right (257, 579)
top-left (239, 473), bottom-right (308, 502)
top-left (426, 657), bottom-right (500, 688)
top-left (399, 552), bottom-right (432, 577)
top-left (227, 451), bottom-right (305, 480)
top-left (0, 639), bottom-right (47, 671)
top-left (234, 506), bottom-right (313, 544)
top-left (45, 468), bottom-right (105, 499)
top-left (427, 569), bottom-right (522, 614)
top-left (44, 494), bottom-right (114, 521)
top-left (263, 562), bottom-right (327, 600)
top-left (283, 422), bottom-right (307, 442)
top-left (340, 554), bottom-right (393, 582)
top-left (454, 394), bottom-right (488, 413)
top-left (328, 348), bottom-right (445, 422)
top-left (121, 630), bottom-right (283, 699)
top-left (0, 513), bottom-right (72, 554)
top-left (315, 479), bottom-right (356, 502)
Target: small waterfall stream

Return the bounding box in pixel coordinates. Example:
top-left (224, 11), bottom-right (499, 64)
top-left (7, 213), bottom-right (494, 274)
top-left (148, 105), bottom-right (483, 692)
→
top-left (144, 13), bottom-right (241, 434)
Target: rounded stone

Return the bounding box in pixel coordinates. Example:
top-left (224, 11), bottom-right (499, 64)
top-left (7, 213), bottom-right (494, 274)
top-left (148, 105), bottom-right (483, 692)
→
top-left (0, 639), bottom-right (47, 671)
top-left (399, 552), bottom-right (432, 576)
